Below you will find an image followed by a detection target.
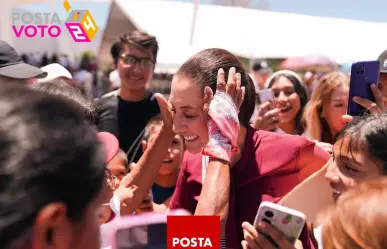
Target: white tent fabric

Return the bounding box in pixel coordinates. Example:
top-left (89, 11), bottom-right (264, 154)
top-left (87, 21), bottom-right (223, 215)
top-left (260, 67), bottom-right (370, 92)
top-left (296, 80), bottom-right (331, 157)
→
top-left (99, 0), bottom-right (387, 69)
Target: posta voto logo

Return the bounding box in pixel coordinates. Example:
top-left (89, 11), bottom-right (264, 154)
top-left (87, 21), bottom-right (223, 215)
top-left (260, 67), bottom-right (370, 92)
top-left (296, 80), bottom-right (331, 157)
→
top-left (11, 0), bottom-right (99, 42)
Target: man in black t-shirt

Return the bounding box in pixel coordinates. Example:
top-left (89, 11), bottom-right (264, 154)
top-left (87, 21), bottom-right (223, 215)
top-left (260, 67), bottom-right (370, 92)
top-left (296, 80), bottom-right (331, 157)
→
top-left (96, 32), bottom-right (160, 164)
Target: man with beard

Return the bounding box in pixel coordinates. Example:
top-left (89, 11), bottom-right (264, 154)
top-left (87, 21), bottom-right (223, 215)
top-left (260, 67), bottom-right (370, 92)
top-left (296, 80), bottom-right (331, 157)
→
top-left (97, 31), bottom-right (160, 164)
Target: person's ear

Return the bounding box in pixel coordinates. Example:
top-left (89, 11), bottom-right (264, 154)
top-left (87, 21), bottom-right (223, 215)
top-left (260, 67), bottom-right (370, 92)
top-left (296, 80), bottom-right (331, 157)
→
top-left (32, 203), bottom-right (71, 249)
top-left (141, 140), bottom-right (147, 152)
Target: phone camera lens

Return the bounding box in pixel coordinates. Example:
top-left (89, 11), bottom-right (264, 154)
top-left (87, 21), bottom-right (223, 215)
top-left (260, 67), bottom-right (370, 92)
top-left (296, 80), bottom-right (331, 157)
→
top-left (262, 218), bottom-right (271, 224)
top-left (264, 211), bottom-right (274, 218)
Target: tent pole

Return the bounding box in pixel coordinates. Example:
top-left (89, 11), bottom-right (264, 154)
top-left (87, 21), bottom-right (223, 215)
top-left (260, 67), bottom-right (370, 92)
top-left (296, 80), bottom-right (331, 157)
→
top-left (189, 0), bottom-right (199, 45)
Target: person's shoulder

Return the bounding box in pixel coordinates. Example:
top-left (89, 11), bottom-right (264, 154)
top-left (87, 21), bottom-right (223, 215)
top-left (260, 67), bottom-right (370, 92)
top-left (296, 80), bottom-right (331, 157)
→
top-left (94, 91), bottom-right (119, 114)
top-left (97, 90), bottom-right (118, 104)
top-left (255, 129), bottom-right (312, 147)
top-left (249, 129), bottom-right (314, 159)
top-left (182, 151), bottom-right (202, 174)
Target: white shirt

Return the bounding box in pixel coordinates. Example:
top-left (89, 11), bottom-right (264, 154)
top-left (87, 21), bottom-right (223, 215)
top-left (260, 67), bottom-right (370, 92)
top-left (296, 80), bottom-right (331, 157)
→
top-left (109, 70), bottom-right (121, 89)
top-left (314, 225), bottom-right (323, 249)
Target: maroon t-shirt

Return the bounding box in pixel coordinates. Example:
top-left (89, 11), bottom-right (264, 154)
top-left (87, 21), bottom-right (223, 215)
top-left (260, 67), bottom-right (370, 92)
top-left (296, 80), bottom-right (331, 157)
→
top-left (169, 127), bottom-right (329, 249)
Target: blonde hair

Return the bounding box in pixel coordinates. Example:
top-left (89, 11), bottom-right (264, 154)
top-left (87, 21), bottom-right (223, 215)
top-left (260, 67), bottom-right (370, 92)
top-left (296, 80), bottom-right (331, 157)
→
top-left (320, 177), bottom-right (387, 249)
top-left (303, 72), bottom-right (349, 143)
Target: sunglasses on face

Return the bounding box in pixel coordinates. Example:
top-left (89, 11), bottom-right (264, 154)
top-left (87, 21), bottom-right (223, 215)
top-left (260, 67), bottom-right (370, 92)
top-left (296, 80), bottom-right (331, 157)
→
top-left (120, 54), bottom-right (154, 68)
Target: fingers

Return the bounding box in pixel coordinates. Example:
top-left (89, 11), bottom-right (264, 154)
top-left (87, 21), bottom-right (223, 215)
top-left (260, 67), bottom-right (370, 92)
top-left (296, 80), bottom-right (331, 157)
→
top-left (155, 93), bottom-right (174, 129)
top-left (155, 93), bottom-right (170, 118)
top-left (226, 67), bottom-right (237, 97)
top-left (238, 86), bottom-right (246, 108)
top-left (235, 73), bottom-right (244, 108)
top-left (242, 222), bottom-right (259, 239)
top-left (257, 222), bottom-right (291, 248)
top-left (217, 68), bottom-right (226, 92)
top-left (342, 114), bottom-right (353, 123)
top-left (353, 96), bottom-right (381, 114)
top-left (129, 162), bottom-right (136, 171)
top-left (242, 223), bottom-right (261, 249)
top-left (371, 84), bottom-right (384, 110)
top-left (241, 240), bottom-right (250, 249)
top-left (203, 86), bottom-right (214, 112)
top-left (295, 240), bottom-right (303, 249)
top-left (264, 108), bottom-right (280, 121)
top-left (258, 101), bottom-right (272, 116)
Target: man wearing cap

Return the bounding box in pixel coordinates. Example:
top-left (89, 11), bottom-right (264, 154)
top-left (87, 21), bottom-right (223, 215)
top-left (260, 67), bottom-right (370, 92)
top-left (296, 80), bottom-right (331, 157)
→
top-left (250, 60), bottom-right (272, 91)
top-left (377, 50), bottom-right (387, 106)
top-left (37, 63), bottom-right (73, 83)
top-left (0, 40), bottom-right (46, 84)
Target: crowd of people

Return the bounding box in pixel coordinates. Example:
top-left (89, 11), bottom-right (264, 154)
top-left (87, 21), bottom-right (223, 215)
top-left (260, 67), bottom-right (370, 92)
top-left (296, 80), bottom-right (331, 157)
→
top-left (1, 27), bottom-right (387, 249)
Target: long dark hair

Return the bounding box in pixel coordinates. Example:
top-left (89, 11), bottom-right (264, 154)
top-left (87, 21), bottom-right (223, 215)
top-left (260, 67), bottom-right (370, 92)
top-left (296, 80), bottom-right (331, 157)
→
top-left (31, 78), bottom-right (97, 125)
top-left (335, 112), bottom-right (387, 174)
top-left (0, 85), bottom-right (105, 249)
top-left (267, 71), bottom-right (309, 135)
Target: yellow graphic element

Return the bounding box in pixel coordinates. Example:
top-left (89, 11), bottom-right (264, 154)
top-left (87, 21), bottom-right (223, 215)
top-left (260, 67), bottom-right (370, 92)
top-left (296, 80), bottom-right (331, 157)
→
top-left (80, 10), bottom-right (99, 41)
top-left (73, 11), bottom-right (80, 21)
top-left (63, 0), bottom-right (71, 12)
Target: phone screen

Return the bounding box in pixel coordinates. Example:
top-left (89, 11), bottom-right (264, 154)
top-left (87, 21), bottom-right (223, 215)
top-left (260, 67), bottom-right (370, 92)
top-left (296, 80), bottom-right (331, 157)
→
top-left (116, 223), bottom-right (167, 249)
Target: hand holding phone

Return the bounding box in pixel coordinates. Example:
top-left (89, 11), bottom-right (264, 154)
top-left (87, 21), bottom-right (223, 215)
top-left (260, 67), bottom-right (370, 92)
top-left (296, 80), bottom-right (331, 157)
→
top-left (257, 89), bottom-right (275, 107)
top-left (101, 209), bottom-right (190, 249)
top-left (253, 202), bottom-right (306, 245)
top-left (348, 61), bottom-right (380, 116)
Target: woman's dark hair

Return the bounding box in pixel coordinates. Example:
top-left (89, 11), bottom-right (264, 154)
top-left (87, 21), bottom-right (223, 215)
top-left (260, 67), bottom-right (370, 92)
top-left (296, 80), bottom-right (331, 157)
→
top-left (334, 113), bottom-right (387, 174)
top-left (0, 85), bottom-right (105, 249)
top-left (267, 71), bottom-right (309, 135)
top-left (31, 78), bottom-right (97, 125)
top-left (176, 48), bottom-right (256, 126)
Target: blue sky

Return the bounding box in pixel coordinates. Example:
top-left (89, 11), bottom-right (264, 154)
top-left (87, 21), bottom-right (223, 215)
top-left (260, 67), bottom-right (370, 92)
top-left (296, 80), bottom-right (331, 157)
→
top-left (19, 0), bottom-right (387, 28)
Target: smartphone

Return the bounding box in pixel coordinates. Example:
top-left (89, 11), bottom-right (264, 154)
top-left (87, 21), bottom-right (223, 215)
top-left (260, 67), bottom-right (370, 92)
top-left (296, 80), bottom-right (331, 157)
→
top-left (254, 201), bottom-right (306, 245)
top-left (101, 209), bottom-right (191, 249)
top-left (348, 61), bottom-right (380, 116)
top-left (257, 89), bottom-right (274, 105)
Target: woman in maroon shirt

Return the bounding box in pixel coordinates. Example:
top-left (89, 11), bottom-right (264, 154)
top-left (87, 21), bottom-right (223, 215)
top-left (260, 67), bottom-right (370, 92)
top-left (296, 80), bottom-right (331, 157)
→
top-left (168, 49), bottom-right (330, 249)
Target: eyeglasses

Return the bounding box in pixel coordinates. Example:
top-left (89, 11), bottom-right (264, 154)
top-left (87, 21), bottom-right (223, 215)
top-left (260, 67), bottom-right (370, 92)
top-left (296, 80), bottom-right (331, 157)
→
top-left (104, 168), bottom-right (116, 191)
top-left (120, 54), bottom-right (154, 68)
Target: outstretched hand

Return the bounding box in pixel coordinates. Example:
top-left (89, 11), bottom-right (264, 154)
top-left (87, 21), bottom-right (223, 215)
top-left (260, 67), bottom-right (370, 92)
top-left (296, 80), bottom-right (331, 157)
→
top-left (154, 93), bottom-right (174, 134)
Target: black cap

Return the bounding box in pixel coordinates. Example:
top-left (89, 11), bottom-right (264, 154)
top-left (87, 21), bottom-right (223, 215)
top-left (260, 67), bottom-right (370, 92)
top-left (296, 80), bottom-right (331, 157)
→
top-left (377, 50), bottom-right (387, 74)
top-left (0, 40), bottom-right (46, 79)
top-left (252, 60), bottom-right (272, 74)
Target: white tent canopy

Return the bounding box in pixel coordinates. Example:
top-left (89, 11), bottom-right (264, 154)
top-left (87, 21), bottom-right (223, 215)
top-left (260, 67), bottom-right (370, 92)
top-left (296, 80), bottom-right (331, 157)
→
top-left (99, 0), bottom-right (387, 70)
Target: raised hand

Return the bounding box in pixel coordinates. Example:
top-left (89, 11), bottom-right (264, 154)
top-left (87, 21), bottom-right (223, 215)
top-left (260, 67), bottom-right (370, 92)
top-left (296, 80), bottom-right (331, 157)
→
top-left (242, 222), bottom-right (302, 249)
top-left (203, 67), bottom-right (246, 118)
top-left (342, 83), bottom-right (384, 123)
top-left (252, 101), bottom-right (280, 131)
top-left (113, 173), bottom-right (138, 215)
top-left (154, 93), bottom-right (174, 134)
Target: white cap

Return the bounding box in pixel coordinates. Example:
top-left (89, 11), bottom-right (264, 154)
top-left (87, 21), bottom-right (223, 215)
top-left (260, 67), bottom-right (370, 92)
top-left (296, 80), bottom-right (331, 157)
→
top-left (37, 63), bottom-right (72, 83)
top-left (109, 70), bottom-right (121, 88)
